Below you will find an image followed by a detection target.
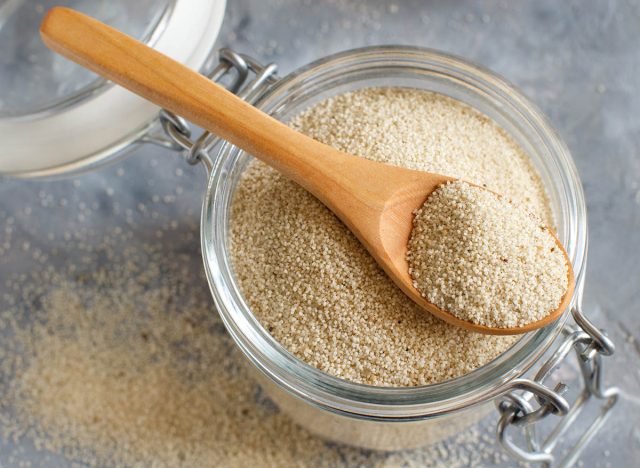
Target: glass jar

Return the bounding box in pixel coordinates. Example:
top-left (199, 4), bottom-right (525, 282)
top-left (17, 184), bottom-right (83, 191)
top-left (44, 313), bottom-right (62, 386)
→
top-left (198, 46), bottom-right (617, 463)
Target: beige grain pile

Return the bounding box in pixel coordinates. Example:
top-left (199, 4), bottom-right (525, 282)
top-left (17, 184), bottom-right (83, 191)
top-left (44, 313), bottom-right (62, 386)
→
top-left (231, 88), bottom-right (552, 386)
top-left (0, 247), bottom-right (343, 466)
top-left (407, 181), bottom-right (568, 328)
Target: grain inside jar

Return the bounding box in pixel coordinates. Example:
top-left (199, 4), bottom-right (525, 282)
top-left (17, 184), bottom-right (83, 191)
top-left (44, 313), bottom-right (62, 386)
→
top-left (230, 88), bottom-right (553, 386)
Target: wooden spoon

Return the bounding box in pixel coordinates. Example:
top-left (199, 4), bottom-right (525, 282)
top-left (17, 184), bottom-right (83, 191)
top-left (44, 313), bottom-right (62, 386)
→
top-left (40, 7), bottom-right (574, 335)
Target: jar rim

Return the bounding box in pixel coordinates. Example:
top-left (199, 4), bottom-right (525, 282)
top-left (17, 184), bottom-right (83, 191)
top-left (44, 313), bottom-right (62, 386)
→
top-left (201, 45), bottom-right (587, 419)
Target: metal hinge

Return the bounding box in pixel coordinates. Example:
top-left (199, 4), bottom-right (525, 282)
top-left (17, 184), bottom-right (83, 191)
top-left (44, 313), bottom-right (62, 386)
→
top-left (142, 48), bottom-right (279, 172)
top-left (496, 305), bottom-right (619, 467)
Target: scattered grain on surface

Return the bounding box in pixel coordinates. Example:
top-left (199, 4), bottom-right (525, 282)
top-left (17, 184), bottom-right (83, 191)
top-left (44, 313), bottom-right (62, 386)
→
top-left (0, 247), bottom-right (342, 466)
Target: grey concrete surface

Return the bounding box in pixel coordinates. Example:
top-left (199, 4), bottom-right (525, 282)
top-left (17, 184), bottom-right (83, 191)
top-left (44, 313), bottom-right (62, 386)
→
top-left (1, 0), bottom-right (638, 466)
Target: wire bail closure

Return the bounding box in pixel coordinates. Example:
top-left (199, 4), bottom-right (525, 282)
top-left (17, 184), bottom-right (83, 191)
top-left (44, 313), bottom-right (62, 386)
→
top-left (144, 48), bottom-right (279, 173)
top-left (496, 305), bottom-right (619, 467)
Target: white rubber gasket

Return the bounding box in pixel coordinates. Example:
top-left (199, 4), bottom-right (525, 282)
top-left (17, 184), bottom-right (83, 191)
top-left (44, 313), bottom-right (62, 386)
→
top-left (0, 0), bottom-right (226, 176)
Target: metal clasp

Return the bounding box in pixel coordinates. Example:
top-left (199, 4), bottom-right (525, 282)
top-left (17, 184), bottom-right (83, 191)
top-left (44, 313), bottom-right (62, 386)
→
top-left (496, 306), bottom-right (619, 467)
top-left (143, 48), bottom-right (279, 172)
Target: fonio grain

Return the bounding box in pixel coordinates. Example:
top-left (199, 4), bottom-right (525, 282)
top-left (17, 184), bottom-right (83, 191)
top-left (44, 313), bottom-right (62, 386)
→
top-left (407, 181), bottom-right (568, 328)
top-left (231, 88), bottom-right (554, 386)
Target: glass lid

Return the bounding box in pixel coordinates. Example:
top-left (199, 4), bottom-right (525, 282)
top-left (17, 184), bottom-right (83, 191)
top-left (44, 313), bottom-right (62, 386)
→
top-left (0, 0), bottom-right (174, 118)
top-left (0, 0), bottom-right (226, 177)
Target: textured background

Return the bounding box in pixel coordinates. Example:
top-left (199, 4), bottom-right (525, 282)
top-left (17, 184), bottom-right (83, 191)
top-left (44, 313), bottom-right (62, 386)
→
top-left (1, 0), bottom-right (638, 466)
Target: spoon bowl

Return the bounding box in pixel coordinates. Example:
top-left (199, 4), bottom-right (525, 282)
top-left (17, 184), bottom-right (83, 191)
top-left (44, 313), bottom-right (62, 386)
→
top-left (40, 7), bottom-right (574, 335)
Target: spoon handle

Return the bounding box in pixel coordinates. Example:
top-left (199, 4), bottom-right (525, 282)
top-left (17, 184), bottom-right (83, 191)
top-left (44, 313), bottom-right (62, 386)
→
top-left (40, 7), bottom-right (347, 194)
